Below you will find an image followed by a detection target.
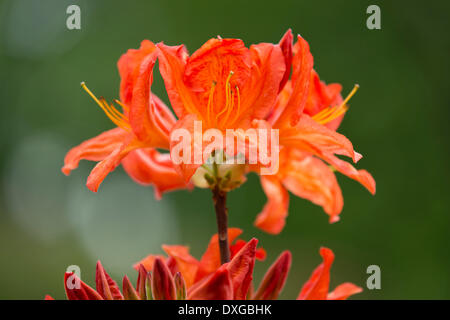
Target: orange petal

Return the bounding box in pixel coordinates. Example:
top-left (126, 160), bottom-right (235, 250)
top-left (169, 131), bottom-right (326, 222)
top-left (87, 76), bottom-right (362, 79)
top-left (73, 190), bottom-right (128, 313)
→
top-left (274, 35), bottom-right (314, 127)
top-left (130, 50), bottom-right (172, 145)
top-left (280, 149), bottom-right (343, 223)
top-left (128, 50), bottom-right (157, 140)
top-left (186, 38), bottom-right (251, 89)
top-left (121, 148), bottom-right (192, 200)
top-left (157, 43), bottom-right (200, 119)
top-left (118, 40), bottom-right (174, 144)
top-left (230, 119), bottom-right (278, 175)
top-left (118, 40), bottom-right (156, 105)
top-left (169, 114), bottom-right (204, 181)
top-left (279, 115), bottom-right (375, 194)
top-left (254, 175), bottom-right (289, 234)
top-left (297, 247), bottom-right (334, 300)
top-left (62, 127), bottom-right (130, 176)
top-left (85, 135), bottom-right (141, 192)
top-left (253, 251), bottom-right (292, 300)
top-left (62, 127), bottom-right (142, 193)
top-left (256, 247), bottom-right (267, 261)
top-left (166, 256), bottom-right (180, 275)
top-left (133, 254), bottom-right (166, 272)
top-left (303, 70), bottom-right (323, 116)
top-left (327, 282), bottom-right (363, 300)
top-left (195, 228), bottom-right (243, 281)
top-left (278, 29), bottom-right (293, 92)
top-left (151, 94), bottom-right (177, 135)
top-left (230, 239), bottom-right (266, 261)
top-left (162, 245), bottom-right (199, 288)
top-left (188, 266), bottom-right (233, 300)
top-left (280, 114), bottom-right (359, 162)
top-left (319, 152), bottom-right (376, 195)
top-left (267, 80), bottom-right (292, 125)
top-left (304, 70), bottom-right (343, 127)
top-left (236, 42), bottom-right (285, 125)
top-left (185, 38), bottom-right (251, 122)
top-left (225, 238), bottom-right (257, 300)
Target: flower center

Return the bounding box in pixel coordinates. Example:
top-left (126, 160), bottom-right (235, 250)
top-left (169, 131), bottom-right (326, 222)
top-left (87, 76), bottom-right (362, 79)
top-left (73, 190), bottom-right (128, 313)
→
top-left (206, 71), bottom-right (241, 128)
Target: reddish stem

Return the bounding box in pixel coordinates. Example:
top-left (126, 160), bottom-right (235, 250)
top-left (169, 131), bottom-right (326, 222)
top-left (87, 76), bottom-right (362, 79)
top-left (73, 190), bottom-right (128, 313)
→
top-left (212, 187), bottom-right (230, 264)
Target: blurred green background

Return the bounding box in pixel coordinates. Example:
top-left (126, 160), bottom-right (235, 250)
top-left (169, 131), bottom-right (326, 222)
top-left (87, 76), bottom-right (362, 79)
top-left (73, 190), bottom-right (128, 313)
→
top-left (0, 0), bottom-right (449, 299)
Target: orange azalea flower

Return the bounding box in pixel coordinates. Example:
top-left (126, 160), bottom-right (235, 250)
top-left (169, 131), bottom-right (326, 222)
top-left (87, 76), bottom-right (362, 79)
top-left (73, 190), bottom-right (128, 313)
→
top-left (62, 34), bottom-right (285, 192)
top-left (254, 31), bottom-right (376, 234)
top-left (62, 40), bottom-right (191, 196)
top-left (62, 30), bottom-right (375, 235)
top-left (47, 230), bottom-right (361, 300)
top-left (157, 36), bottom-right (286, 180)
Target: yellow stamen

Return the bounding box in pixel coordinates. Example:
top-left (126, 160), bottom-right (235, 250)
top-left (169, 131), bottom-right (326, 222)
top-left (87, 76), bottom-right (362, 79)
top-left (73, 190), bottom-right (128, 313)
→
top-left (235, 86), bottom-right (241, 118)
top-left (341, 84), bottom-right (360, 106)
top-left (313, 106), bottom-right (335, 122)
top-left (215, 71), bottom-right (234, 123)
top-left (229, 85), bottom-right (241, 125)
top-left (113, 99), bottom-right (129, 113)
top-left (221, 89), bottom-right (235, 125)
top-left (314, 103), bottom-right (346, 123)
top-left (100, 98), bottom-right (128, 122)
top-left (81, 82), bottom-right (131, 130)
top-left (321, 104), bottom-right (349, 124)
top-left (312, 84), bottom-right (359, 125)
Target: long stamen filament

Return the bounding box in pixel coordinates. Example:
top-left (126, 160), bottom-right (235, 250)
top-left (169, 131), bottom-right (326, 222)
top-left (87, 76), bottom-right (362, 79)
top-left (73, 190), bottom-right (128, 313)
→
top-left (215, 71), bottom-right (234, 124)
top-left (313, 84), bottom-right (359, 125)
top-left (81, 82), bottom-right (130, 130)
top-left (221, 89), bottom-right (235, 125)
top-left (81, 82), bottom-right (103, 108)
top-left (320, 105), bottom-right (349, 124)
top-left (313, 105), bottom-right (338, 122)
top-left (342, 83), bottom-right (360, 106)
top-left (113, 99), bottom-right (129, 113)
top-left (229, 86), bottom-right (241, 125)
top-left (99, 97), bottom-right (127, 121)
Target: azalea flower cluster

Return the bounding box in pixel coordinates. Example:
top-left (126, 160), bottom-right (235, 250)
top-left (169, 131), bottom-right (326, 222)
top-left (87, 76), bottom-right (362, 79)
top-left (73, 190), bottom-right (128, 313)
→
top-left (63, 29), bottom-right (375, 234)
top-left (46, 229), bottom-right (361, 300)
top-left (54, 30), bottom-right (375, 301)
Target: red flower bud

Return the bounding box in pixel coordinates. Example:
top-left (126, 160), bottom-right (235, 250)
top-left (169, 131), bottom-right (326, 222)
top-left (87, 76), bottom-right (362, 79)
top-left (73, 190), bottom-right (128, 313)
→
top-left (152, 258), bottom-right (176, 300)
top-left (253, 251), bottom-right (291, 300)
